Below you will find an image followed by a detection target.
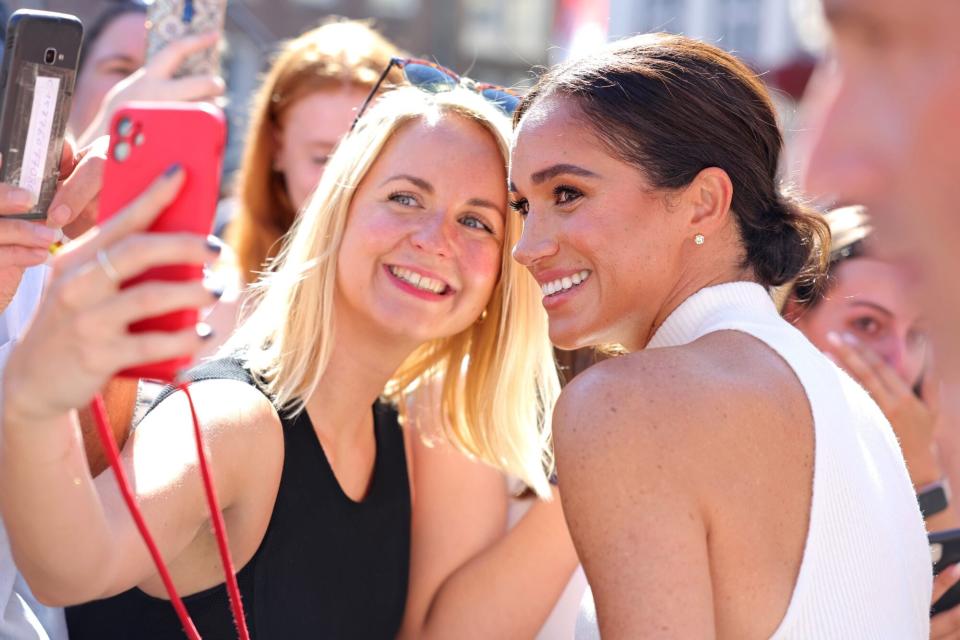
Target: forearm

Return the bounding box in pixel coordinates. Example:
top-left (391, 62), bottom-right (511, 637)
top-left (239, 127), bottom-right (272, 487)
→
top-left (0, 411), bottom-right (118, 605)
top-left (412, 491), bottom-right (579, 640)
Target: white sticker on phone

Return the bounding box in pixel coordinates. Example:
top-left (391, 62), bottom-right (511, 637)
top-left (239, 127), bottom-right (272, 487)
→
top-left (19, 75), bottom-right (61, 197)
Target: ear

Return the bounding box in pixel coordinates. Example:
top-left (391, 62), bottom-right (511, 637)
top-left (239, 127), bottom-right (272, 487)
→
top-left (681, 167), bottom-right (733, 234)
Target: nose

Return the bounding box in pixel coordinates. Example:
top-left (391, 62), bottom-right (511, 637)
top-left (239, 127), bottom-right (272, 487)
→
top-left (411, 212), bottom-right (453, 258)
top-left (512, 212), bottom-right (558, 267)
top-left (799, 63), bottom-right (891, 204)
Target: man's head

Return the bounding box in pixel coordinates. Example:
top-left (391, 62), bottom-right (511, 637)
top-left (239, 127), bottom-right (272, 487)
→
top-left (801, 0), bottom-right (960, 377)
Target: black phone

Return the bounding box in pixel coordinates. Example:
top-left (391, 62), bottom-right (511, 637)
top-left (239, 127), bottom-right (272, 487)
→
top-left (930, 528), bottom-right (960, 616)
top-left (0, 9), bottom-right (82, 220)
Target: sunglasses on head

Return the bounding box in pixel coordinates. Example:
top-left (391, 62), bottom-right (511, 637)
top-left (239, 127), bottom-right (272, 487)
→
top-left (351, 57), bottom-right (523, 131)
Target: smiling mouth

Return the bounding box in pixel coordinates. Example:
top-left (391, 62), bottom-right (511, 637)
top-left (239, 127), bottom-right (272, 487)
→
top-left (387, 265), bottom-right (452, 295)
top-left (541, 270), bottom-right (591, 298)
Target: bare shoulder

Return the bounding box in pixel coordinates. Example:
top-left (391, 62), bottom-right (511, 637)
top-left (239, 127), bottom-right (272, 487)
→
top-left (130, 378), bottom-right (284, 491)
top-left (555, 331), bottom-right (809, 486)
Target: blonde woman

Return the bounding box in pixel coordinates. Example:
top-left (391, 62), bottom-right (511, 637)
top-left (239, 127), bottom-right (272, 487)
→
top-left (0, 87), bottom-right (560, 638)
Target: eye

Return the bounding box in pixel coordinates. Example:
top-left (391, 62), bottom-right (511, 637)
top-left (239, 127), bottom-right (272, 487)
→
top-left (553, 184), bottom-right (582, 206)
top-left (388, 191), bottom-right (420, 207)
top-left (851, 316), bottom-right (882, 335)
top-left (459, 214), bottom-right (494, 234)
top-left (508, 197), bottom-right (529, 216)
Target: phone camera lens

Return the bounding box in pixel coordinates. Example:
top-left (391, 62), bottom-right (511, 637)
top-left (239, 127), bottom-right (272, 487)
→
top-left (114, 141), bottom-right (131, 163)
top-left (117, 118), bottom-right (134, 137)
top-left (43, 48), bottom-right (57, 65)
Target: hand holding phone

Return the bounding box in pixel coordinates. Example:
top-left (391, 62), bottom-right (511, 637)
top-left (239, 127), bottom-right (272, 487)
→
top-left (97, 102), bottom-right (226, 381)
top-left (146, 0), bottom-right (227, 78)
top-left (0, 10), bottom-right (82, 220)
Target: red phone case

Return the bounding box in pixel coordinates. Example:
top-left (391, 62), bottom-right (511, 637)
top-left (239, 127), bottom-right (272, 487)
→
top-left (97, 102), bottom-right (225, 381)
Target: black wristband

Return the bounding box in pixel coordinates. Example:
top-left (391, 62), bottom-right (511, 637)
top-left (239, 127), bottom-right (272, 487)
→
top-left (919, 480), bottom-right (950, 518)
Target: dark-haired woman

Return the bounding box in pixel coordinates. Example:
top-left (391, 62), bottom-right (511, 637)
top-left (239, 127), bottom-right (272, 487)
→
top-left (508, 34), bottom-right (930, 637)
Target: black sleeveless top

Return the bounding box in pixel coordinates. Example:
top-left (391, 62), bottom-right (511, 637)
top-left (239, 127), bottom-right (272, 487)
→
top-left (66, 358), bottom-right (411, 639)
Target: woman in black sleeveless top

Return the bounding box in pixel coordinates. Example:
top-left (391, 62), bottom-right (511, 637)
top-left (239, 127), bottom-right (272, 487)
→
top-left (0, 86), bottom-right (558, 638)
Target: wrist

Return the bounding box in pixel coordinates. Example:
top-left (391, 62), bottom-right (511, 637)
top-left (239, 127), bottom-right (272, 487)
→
top-left (903, 445), bottom-right (943, 488)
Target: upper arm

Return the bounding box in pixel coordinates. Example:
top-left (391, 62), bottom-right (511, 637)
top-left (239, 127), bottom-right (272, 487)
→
top-left (91, 378), bottom-right (281, 598)
top-left (554, 361), bottom-right (716, 639)
top-left (400, 386), bottom-right (509, 636)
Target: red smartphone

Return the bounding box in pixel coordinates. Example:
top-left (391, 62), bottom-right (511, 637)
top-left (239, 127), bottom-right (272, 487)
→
top-left (97, 102), bottom-right (225, 381)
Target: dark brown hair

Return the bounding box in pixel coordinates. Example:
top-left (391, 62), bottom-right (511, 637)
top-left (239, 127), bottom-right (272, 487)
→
top-left (514, 33), bottom-right (829, 291)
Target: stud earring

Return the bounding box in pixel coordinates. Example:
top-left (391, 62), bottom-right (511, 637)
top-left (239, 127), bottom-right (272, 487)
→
top-left (694, 233), bottom-right (705, 246)
top-left (476, 309), bottom-right (488, 324)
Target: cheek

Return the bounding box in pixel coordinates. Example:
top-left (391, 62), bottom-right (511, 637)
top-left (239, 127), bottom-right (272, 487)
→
top-left (458, 239), bottom-right (502, 294)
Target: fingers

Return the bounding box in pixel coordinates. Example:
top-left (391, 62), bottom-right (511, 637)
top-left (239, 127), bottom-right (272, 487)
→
top-left (55, 164), bottom-right (186, 272)
top-left (46, 137), bottom-right (109, 229)
top-left (99, 279), bottom-right (221, 330)
top-left (934, 564), bottom-right (960, 602)
top-left (112, 326), bottom-right (212, 374)
top-left (54, 231), bottom-right (219, 310)
top-left (165, 75), bottom-right (226, 102)
top-left (0, 183), bottom-right (38, 216)
top-left (147, 31), bottom-right (220, 78)
top-left (932, 599), bottom-right (960, 639)
top-left (0, 216), bottom-right (61, 248)
top-left (0, 245), bottom-right (50, 269)
top-left (826, 331), bottom-right (895, 405)
top-left (57, 136), bottom-right (78, 180)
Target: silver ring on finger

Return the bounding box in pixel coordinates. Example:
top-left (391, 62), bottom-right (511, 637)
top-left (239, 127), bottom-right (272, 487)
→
top-left (96, 249), bottom-right (121, 285)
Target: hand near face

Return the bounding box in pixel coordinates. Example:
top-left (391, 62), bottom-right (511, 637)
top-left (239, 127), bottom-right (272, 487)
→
top-left (826, 330), bottom-right (938, 485)
top-left (77, 32), bottom-right (224, 148)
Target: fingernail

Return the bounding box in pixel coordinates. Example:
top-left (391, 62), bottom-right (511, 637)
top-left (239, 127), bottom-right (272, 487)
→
top-left (33, 224), bottom-right (59, 243)
top-left (164, 163), bottom-right (182, 177)
top-left (196, 323), bottom-right (214, 340)
top-left (48, 204), bottom-right (71, 225)
top-left (8, 189), bottom-right (35, 207)
top-left (840, 332), bottom-right (859, 345)
top-left (826, 331), bottom-right (842, 347)
top-left (205, 235), bottom-right (223, 254)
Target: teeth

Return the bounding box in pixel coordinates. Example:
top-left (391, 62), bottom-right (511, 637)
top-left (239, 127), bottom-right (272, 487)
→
top-left (389, 266), bottom-right (447, 294)
top-left (541, 270), bottom-right (591, 297)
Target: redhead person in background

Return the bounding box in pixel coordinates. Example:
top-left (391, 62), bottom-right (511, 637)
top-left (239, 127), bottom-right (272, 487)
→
top-left (783, 206), bottom-right (960, 532)
top-left (509, 34), bottom-right (930, 638)
top-left (0, 86), bottom-right (563, 638)
top-left (223, 18), bottom-right (401, 283)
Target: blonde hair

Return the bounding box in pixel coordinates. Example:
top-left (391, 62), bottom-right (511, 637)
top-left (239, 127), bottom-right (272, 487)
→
top-left (225, 18), bottom-right (402, 285)
top-left (227, 87), bottom-right (560, 497)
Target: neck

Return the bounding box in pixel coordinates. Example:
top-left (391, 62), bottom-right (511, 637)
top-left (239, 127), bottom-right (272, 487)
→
top-left (304, 307), bottom-right (417, 447)
top-left (627, 232), bottom-right (757, 351)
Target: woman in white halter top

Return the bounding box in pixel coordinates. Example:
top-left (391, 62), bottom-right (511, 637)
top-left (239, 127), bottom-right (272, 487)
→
top-left (507, 34), bottom-right (931, 638)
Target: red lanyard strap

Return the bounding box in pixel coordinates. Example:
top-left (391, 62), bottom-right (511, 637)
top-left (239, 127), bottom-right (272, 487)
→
top-left (90, 383), bottom-right (250, 640)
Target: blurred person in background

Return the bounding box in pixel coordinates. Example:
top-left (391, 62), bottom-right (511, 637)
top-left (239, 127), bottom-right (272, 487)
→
top-left (800, 0), bottom-right (960, 384)
top-left (783, 206), bottom-right (958, 531)
top-left (67, 1), bottom-right (224, 153)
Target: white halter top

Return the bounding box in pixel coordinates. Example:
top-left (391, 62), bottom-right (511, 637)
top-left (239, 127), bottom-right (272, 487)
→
top-left (575, 282), bottom-right (930, 639)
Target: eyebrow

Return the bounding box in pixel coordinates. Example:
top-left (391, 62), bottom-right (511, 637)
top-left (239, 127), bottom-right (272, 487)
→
top-left (380, 174), bottom-right (434, 193)
top-left (848, 300), bottom-right (893, 317)
top-left (509, 163), bottom-right (599, 192)
top-left (466, 197), bottom-right (504, 216)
